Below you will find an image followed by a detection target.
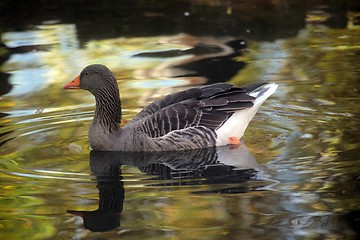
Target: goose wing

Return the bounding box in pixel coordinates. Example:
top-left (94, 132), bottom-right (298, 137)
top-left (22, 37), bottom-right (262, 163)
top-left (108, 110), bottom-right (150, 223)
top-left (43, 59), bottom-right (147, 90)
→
top-left (130, 83), bottom-right (259, 138)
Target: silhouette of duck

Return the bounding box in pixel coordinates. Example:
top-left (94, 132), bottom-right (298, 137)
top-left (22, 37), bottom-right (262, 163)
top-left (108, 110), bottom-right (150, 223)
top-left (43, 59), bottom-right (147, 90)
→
top-left (67, 144), bottom-right (263, 232)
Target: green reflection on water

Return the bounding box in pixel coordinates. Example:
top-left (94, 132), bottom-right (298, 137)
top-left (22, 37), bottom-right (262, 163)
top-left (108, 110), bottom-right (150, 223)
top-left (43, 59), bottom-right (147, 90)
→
top-left (0, 3), bottom-right (360, 240)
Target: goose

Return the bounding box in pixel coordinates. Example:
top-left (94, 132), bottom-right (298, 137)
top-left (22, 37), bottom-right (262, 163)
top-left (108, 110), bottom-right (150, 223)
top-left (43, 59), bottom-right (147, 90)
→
top-left (64, 64), bottom-right (277, 151)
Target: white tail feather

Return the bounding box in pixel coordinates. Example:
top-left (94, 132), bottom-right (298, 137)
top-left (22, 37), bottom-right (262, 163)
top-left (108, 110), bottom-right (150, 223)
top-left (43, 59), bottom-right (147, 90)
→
top-left (215, 83), bottom-right (278, 146)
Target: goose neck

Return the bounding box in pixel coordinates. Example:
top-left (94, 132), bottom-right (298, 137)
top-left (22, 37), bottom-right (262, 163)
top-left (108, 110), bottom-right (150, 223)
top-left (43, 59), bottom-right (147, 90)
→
top-left (93, 89), bottom-right (122, 131)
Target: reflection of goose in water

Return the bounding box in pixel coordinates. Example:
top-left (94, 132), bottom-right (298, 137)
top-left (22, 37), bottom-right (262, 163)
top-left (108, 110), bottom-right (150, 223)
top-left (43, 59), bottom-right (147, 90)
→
top-left (67, 144), bottom-right (269, 232)
top-left (133, 35), bottom-right (248, 84)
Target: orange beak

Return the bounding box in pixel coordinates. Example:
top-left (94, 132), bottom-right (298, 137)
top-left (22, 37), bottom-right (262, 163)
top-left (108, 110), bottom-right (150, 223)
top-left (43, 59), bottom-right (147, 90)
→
top-left (63, 75), bottom-right (81, 89)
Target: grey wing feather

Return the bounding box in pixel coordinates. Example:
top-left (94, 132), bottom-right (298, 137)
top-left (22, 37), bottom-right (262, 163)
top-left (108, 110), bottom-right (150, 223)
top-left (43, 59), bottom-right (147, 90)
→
top-left (129, 83), bottom-right (232, 123)
top-left (130, 83), bottom-right (262, 138)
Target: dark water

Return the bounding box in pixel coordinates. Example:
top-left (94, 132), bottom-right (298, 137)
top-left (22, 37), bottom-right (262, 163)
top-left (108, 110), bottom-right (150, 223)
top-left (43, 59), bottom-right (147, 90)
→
top-left (0, 1), bottom-right (360, 239)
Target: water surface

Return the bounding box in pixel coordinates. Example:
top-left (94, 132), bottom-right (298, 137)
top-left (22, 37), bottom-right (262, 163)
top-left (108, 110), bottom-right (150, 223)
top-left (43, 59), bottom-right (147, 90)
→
top-left (0, 1), bottom-right (359, 239)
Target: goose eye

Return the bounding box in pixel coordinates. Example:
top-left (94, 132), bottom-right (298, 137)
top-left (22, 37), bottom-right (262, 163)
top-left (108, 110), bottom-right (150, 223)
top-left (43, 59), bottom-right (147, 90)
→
top-left (84, 72), bottom-right (89, 76)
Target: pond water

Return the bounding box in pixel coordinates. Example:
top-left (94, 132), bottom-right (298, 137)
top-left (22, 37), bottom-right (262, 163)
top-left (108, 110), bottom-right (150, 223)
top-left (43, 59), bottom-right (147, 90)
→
top-left (0, 1), bottom-right (360, 239)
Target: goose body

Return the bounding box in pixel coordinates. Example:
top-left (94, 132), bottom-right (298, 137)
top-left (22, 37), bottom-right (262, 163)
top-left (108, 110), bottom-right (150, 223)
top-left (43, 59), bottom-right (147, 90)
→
top-left (64, 64), bottom-right (277, 151)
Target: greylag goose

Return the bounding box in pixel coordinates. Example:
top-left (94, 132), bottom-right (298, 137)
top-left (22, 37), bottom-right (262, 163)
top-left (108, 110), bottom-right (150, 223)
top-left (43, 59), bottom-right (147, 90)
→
top-left (64, 64), bottom-right (277, 151)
